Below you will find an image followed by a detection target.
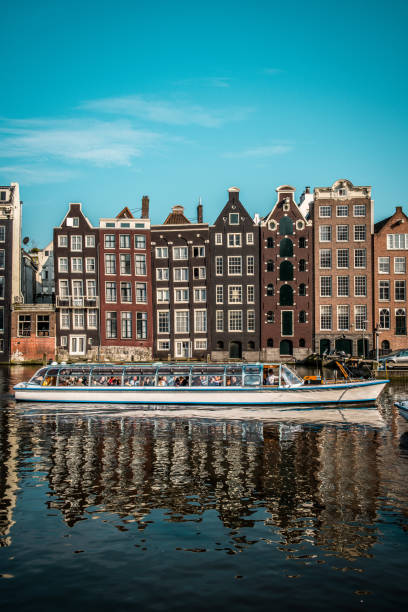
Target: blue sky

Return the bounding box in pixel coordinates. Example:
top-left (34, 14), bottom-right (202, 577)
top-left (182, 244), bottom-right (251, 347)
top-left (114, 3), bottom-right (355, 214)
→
top-left (1, 0), bottom-right (407, 246)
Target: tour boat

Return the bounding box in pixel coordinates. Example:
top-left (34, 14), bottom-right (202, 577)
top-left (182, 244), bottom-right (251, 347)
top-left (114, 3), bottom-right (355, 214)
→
top-left (395, 401), bottom-right (408, 420)
top-left (13, 363), bottom-right (388, 406)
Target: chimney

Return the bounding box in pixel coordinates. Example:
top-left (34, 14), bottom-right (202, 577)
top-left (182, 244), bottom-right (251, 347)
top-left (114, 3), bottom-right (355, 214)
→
top-left (197, 198), bottom-right (203, 223)
top-left (305, 186), bottom-right (310, 194)
top-left (228, 186), bottom-right (240, 203)
top-left (141, 195), bottom-right (149, 218)
top-left (396, 206), bottom-right (403, 213)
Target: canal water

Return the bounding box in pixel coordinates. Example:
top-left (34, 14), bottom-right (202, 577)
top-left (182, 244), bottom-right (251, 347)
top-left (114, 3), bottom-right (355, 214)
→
top-left (1, 366), bottom-right (407, 611)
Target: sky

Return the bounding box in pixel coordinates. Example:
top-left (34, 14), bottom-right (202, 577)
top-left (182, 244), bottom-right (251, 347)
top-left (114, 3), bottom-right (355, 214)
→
top-left (1, 0), bottom-right (407, 247)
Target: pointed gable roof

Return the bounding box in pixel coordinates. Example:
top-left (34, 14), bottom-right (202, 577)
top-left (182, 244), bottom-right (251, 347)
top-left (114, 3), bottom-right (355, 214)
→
top-left (213, 187), bottom-right (253, 226)
top-left (116, 206), bottom-right (134, 219)
top-left (374, 206), bottom-right (408, 234)
top-left (163, 205), bottom-right (191, 225)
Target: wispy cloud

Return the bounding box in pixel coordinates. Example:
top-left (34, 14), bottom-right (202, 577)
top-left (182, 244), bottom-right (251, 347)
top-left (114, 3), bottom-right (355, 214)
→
top-left (222, 144), bottom-right (293, 158)
top-left (0, 118), bottom-right (162, 166)
top-left (174, 76), bottom-right (232, 89)
top-left (263, 68), bottom-right (284, 75)
top-left (81, 95), bottom-right (252, 127)
top-left (0, 165), bottom-right (76, 184)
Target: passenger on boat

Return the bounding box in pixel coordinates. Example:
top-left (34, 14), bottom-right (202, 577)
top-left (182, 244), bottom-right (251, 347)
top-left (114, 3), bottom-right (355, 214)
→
top-left (226, 376), bottom-right (240, 386)
top-left (209, 375), bottom-right (222, 386)
top-left (265, 371), bottom-right (276, 385)
top-left (158, 377), bottom-right (166, 387)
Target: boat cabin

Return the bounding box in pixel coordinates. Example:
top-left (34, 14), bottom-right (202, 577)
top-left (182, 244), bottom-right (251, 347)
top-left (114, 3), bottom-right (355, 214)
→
top-left (29, 363), bottom-right (304, 389)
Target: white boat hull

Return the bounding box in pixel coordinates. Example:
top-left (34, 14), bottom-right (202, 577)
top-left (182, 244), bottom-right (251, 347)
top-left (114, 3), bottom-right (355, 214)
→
top-left (14, 380), bottom-right (388, 406)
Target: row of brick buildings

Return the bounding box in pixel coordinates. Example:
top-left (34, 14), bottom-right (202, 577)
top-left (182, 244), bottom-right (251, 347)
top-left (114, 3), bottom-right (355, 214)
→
top-left (1, 178), bottom-right (407, 362)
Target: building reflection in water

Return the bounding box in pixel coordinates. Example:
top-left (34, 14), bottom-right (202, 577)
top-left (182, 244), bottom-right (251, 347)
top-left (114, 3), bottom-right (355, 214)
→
top-left (0, 408), bottom-right (407, 561)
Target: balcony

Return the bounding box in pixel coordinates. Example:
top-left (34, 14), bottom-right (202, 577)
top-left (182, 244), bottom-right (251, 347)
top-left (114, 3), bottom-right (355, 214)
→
top-left (56, 295), bottom-right (99, 308)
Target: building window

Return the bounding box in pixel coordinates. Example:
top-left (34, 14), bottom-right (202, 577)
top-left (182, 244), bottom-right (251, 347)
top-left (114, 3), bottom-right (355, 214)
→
top-left (247, 255), bottom-right (255, 275)
top-left (157, 340), bottom-right (170, 351)
top-left (319, 206), bottom-right (331, 218)
top-left (87, 309), bottom-right (98, 329)
top-left (247, 310), bottom-right (255, 331)
top-left (279, 217), bottom-right (293, 235)
top-left (337, 305), bottom-right (350, 330)
top-left (337, 276), bottom-right (349, 297)
top-left (85, 257), bottom-right (95, 273)
top-left (216, 310), bottom-right (223, 332)
top-left (267, 237), bottom-right (274, 248)
top-left (87, 279), bottom-right (97, 298)
top-left (319, 249), bottom-right (331, 268)
top-left (120, 254), bottom-right (131, 275)
top-left (0, 277), bottom-right (4, 299)
top-left (354, 225), bottom-right (366, 241)
top-left (354, 204), bottom-right (366, 217)
top-left (156, 268), bottom-right (169, 281)
top-left (195, 339), bottom-right (207, 350)
top-left (157, 289), bottom-right (169, 303)
top-left (156, 246), bottom-right (168, 258)
top-left (379, 308), bottom-right (390, 330)
top-left (246, 232), bottom-right (254, 245)
top-left (379, 280), bottom-right (390, 301)
top-left (106, 312), bottom-right (117, 338)
top-left (320, 305), bottom-right (332, 330)
top-left (215, 233), bottom-right (223, 245)
top-left (229, 213), bottom-right (239, 225)
top-left (354, 276), bottom-right (367, 297)
top-left (104, 254), bottom-right (116, 274)
top-left (280, 261), bottom-right (293, 281)
top-left (355, 305), bottom-right (367, 331)
top-left (119, 234), bottom-right (130, 249)
top-left (395, 257), bottom-right (406, 274)
top-left (266, 283), bottom-right (274, 296)
top-left (336, 205), bottom-right (348, 217)
top-left (104, 234), bottom-right (115, 248)
top-left (194, 309), bottom-right (207, 332)
top-left (299, 259), bottom-right (306, 272)
top-left (395, 280), bottom-right (406, 301)
top-left (247, 285), bottom-right (255, 303)
top-left (59, 279), bottom-right (69, 298)
top-left (175, 288), bottom-right (189, 302)
top-left (136, 282), bottom-right (147, 303)
top-left (299, 283), bottom-right (306, 296)
top-left (72, 217), bottom-right (79, 227)
top-left (228, 310), bottom-right (242, 331)
top-left (121, 312), bottom-right (132, 338)
top-left (60, 336), bottom-right (67, 347)
top-left (158, 311), bottom-right (170, 333)
top-left (228, 233), bottom-right (242, 247)
top-left (193, 246), bottom-right (205, 257)
top-left (299, 237), bottom-right (306, 248)
top-left (105, 281), bottom-right (117, 302)
top-left (0, 250), bottom-right (4, 269)
top-left (71, 257), bottom-right (83, 272)
top-left (387, 234), bottom-right (408, 249)
top-left (36, 315), bottom-right (50, 337)
top-left (71, 235), bottom-right (82, 251)
top-left (337, 225), bottom-right (349, 241)
top-left (135, 235), bottom-right (146, 249)
top-left (279, 238), bottom-right (293, 257)
top-left (266, 311), bottom-right (274, 323)
top-left (228, 256), bottom-right (242, 275)
top-left (73, 309), bottom-right (85, 329)
top-left (194, 287), bottom-right (206, 302)
top-left (267, 260), bottom-right (274, 272)
top-left (267, 338), bottom-right (273, 348)
top-left (299, 311), bottom-right (307, 323)
top-left (396, 309), bottom-right (406, 335)
top-left (18, 315), bottom-right (31, 337)
top-left (134, 254), bottom-right (146, 275)
top-left (174, 268), bottom-right (189, 282)
top-left (58, 235), bottom-right (68, 248)
top-left (85, 235), bottom-right (95, 248)
top-left (320, 276), bottom-right (332, 297)
top-left (60, 309), bottom-right (70, 329)
top-left (121, 282), bottom-right (132, 303)
top-left (337, 249), bottom-right (349, 268)
top-left (216, 256), bottom-right (223, 275)
top-left (173, 247), bottom-right (188, 260)
top-left (58, 257), bottom-right (68, 272)
top-left (319, 226), bottom-right (332, 242)
top-left (216, 286), bottom-right (223, 304)
top-left (175, 311), bottom-right (189, 333)
top-left (136, 312), bottom-right (148, 339)
top-left (193, 267), bottom-right (206, 279)
top-left (378, 256), bottom-right (390, 273)
top-left (228, 285), bottom-right (242, 303)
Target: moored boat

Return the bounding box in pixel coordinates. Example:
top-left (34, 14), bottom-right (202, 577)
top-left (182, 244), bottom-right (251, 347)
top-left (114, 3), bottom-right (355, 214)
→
top-left (395, 401), bottom-right (408, 420)
top-left (13, 362), bottom-right (388, 406)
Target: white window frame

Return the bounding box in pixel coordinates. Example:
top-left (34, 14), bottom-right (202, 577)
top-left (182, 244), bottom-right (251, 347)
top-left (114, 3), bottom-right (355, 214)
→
top-left (228, 285), bottom-right (242, 304)
top-left (173, 246), bottom-right (188, 260)
top-left (246, 232), bottom-right (254, 245)
top-left (228, 309), bottom-right (243, 332)
top-left (85, 257), bottom-right (95, 273)
top-left (58, 257), bottom-right (68, 273)
top-left (229, 212), bottom-right (240, 225)
top-left (247, 310), bottom-right (255, 332)
top-left (216, 285), bottom-right (223, 304)
top-left (194, 309), bottom-right (207, 333)
top-left (155, 246), bottom-right (168, 258)
top-left (215, 233), bottom-right (223, 245)
top-left (71, 235), bottom-right (82, 252)
top-left (247, 285), bottom-right (255, 304)
top-left (394, 257), bottom-right (406, 274)
top-left (156, 268), bottom-right (169, 281)
top-left (157, 310), bottom-right (170, 334)
top-left (378, 256), bottom-right (390, 274)
top-left (194, 338), bottom-right (207, 350)
top-left (193, 287), bottom-right (206, 302)
top-left (173, 267), bottom-right (189, 282)
top-left (227, 233), bottom-right (242, 247)
top-left (58, 235), bottom-right (68, 248)
top-left (216, 310), bottom-right (224, 332)
top-left (156, 288), bottom-right (170, 303)
top-left (215, 256), bottom-right (223, 276)
top-left (85, 234), bottom-right (95, 248)
top-left (157, 339), bottom-right (171, 351)
top-left (174, 287), bottom-right (189, 303)
top-left (247, 255), bottom-right (255, 275)
top-left (175, 310), bottom-right (190, 334)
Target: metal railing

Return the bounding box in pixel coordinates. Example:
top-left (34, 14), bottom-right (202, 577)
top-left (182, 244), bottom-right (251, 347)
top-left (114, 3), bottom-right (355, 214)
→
top-left (56, 295), bottom-right (99, 307)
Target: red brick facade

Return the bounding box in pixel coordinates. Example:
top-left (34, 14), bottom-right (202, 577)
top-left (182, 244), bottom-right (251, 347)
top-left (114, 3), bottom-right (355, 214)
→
top-left (10, 306), bottom-right (56, 363)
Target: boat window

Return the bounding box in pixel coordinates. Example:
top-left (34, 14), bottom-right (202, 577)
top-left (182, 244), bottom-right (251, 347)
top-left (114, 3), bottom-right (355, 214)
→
top-left (43, 368), bottom-right (59, 386)
top-left (191, 366), bottom-right (225, 386)
top-left (281, 365), bottom-right (303, 387)
top-left (263, 365), bottom-right (279, 385)
top-left (244, 374), bottom-right (261, 386)
top-left (58, 368), bottom-right (91, 386)
top-left (29, 368), bottom-right (47, 385)
top-left (123, 368), bottom-right (141, 386)
top-left (225, 366), bottom-right (242, 386)
top-left (244, 365), bottom-right (262, 374)
top-left (157, 366), bottom-right (190, 387)
top-left (90, 368), bottom-right (124, 386)
top-left (125, 367), bottom-right (156, 386)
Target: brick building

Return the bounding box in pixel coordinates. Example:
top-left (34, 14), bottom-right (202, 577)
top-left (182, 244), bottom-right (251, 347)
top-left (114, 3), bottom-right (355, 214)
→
top-left (99, 201), bottom-right (153, 361)
top-left (208, 187), bottom-right (260, 360)
top-left (260, 185), bottom-right (313, 360)
top-left (374, 206), bottom-right (408, 355)
top-left (54, 203), bottom-right (100, 360)
top-left (151, 203), bottom-right (209, 359)
top-left (313, 179), bottom-right (373, 357)
top-left (0, 182), bottom-right (22, 362)
top-left (10, 304), bottom-right (56, 363)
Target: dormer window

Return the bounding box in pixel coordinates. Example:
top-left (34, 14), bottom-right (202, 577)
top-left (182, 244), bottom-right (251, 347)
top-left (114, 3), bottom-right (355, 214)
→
top-left (229, 213), bottom-right (239, 225)
top-left (0, 191), bottom-right (6, 201)
top-left (338, 188), bottom-right (347, 197)
top-left (72, 217), bottom-right (79, 227)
